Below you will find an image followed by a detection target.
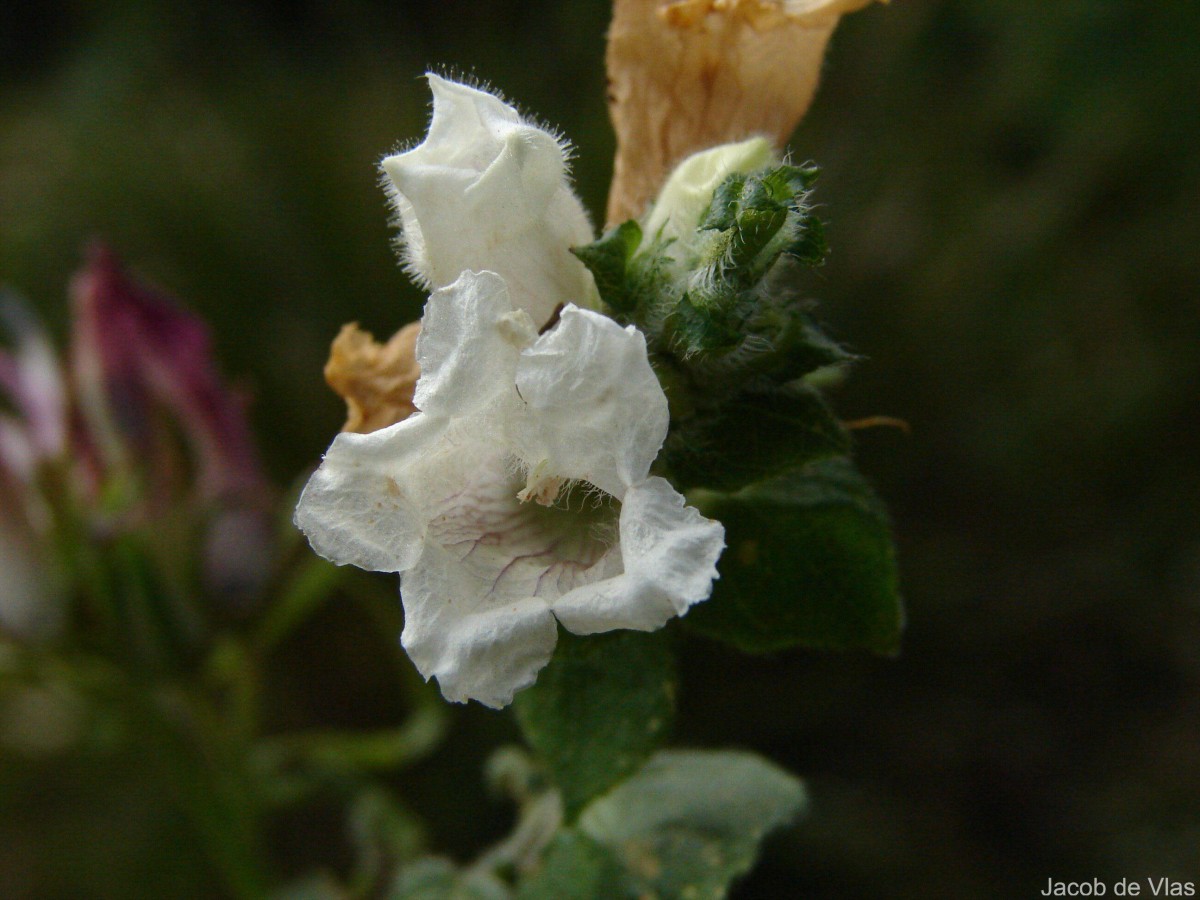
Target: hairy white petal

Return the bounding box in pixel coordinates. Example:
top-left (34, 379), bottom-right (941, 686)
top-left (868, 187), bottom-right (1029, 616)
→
top-left (294, 414), bottom-right (442, 572)
top-left (422, 73), bottom-right (523, 151)
top-left (619, 476), bottom-right (726, 614)
top-left (414, 270), bottom-right (536, 418)
top-left (381, 75), bottom-right (596, 326)
top-left (511, 306), bottom-right (668, 498)
top-left (552, 477), bottom-right (724, 634)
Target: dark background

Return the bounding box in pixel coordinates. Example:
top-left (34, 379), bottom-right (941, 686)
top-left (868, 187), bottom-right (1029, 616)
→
top-left (2, 0), bottom-right (1198, 896)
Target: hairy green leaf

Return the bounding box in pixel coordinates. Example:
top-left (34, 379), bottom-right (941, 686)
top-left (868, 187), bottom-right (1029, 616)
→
top-left (697, 165), bottom-right (825, 286)
top-left (515, 832), bottom-right (633, 900)
top-left (513, 630), bottom-right (675, 820)
top-left (594, 163), bottom-right (831, 365)
top-left (662, 382), bottom-right (849, 492)
top-left (577, 749), bottom-right (806, 899)
top-left (669, 288), bottom-right (744, 353)
top-left (686, 458), bottom-right (904, 654)
top-left (570, 220), bottom-right (644, 314)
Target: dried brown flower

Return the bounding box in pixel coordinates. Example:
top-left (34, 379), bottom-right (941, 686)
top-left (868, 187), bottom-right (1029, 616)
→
top-left (324, 321), bottom-right (422, 434)
top-left (606, 0), bottom-right (884, 224)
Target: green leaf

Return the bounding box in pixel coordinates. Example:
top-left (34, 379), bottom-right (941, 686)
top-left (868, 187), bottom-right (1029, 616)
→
top-left (671, 300), bottom-right (856, 394)
top-left (772, 309), bottom-right (855, 379)
top-left (700, 176), bottom-right (787, 277)
top-left (513, 629), bottom-right (675, 820)
top-left (515, 832), bottom-right (633, 900)
top-left (662, 383), bottom-right (850, 492)
top-left (387, 859), bottom-right (510, 900)
top-left (669, 287), bottom-right (744, 353)
top-left (577, 749), bottom-right (807, 899)
top-left (686, 458), bottom-right (904, 654)
top-left (570, 220), bottom-right (644, 314)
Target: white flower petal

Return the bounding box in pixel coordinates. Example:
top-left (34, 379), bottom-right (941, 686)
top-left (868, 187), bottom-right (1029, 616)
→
top-left (510, 305), bottom-right (668, 498)
top-left (294, 414), bottom-right (443, 572)
top-left (417, 440), bottom-right (623, 606)
top-left (401, 542), bottom-right (559, 709)
top-left (413, 270), bottom-right (536, 418)
top-left (381, 75), bottom-right (596, 326)
top-left (383, 425), bottom-right (625, 706)
top-left (422, 73), bottom-right (522, 154)
top-left (620, 477), bottom-right (725, 611)
top-left (552, 477), bottom-right (724, 634)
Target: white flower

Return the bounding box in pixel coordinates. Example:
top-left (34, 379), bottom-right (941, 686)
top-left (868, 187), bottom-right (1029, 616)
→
top-left (381, 75), bottom-right (598, 327)
top-left (296, 270), bottom-right (724, 708)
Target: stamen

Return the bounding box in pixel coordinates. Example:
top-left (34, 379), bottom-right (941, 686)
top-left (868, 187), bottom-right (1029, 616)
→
top-left (517, 466), bottom-right (567, 506)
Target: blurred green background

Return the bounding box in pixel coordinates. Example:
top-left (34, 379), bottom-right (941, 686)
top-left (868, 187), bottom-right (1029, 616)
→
top-left (2, 0), bottom-right (1199, 896)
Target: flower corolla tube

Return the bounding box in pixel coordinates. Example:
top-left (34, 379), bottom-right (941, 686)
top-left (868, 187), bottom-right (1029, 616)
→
top-left (296, 77), bottom-right (724, 707)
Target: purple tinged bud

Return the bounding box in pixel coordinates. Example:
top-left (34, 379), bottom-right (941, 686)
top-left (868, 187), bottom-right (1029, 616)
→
top-left (69, 244), bottom-right (269, 506)
top-left (2, 245), bottom-right (279, 634)
top-left (68, 245), bottom-right (276, 612)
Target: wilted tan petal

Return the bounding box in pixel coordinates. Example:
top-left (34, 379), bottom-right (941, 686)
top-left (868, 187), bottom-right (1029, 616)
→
top-left (606, 0), bottom-right (884, 224)
top-left (325, 321), bottom-right (422, 434)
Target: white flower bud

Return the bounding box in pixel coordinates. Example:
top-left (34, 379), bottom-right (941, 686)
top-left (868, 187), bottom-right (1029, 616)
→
top-left (381, 76), bottom-right (598, 327)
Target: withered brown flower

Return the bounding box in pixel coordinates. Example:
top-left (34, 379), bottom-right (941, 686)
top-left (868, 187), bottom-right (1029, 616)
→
top-left (324, 321), bottom-right (422, 433)
top-left (606, 0), bottom-right (884, 224)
